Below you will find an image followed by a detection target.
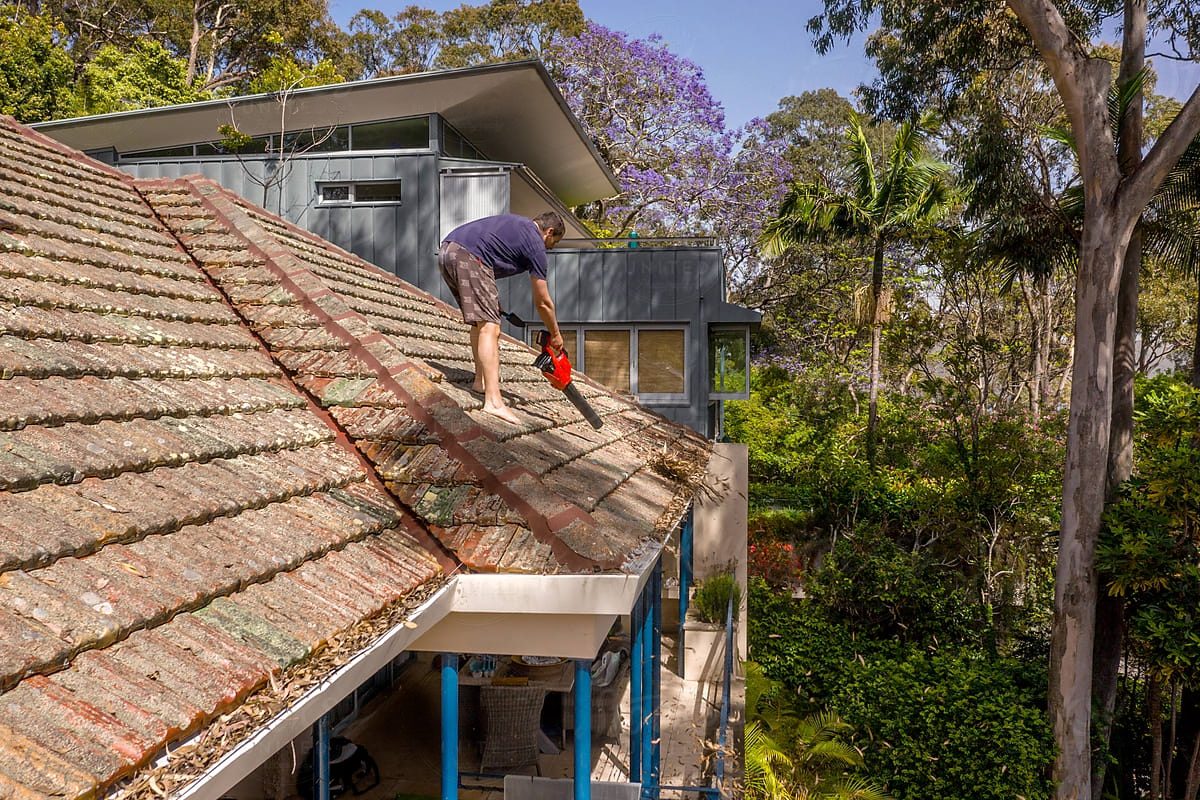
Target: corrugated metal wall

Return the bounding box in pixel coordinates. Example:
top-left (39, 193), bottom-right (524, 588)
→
top-left (439, 171), bottom-right (511, 240)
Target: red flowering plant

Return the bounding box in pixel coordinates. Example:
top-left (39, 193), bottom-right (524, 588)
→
top-left (748, 538), bottom-right (799, 591)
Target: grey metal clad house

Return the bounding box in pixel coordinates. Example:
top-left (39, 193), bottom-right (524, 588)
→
top-left (35, 60), bottom-right (758, 436)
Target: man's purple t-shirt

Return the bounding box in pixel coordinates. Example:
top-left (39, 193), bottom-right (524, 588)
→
top-left (444, 214), bottom-right (548, 280)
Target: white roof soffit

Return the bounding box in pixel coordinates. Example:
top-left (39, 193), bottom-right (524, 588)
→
top-left (33, 61), bottom-right (619, 207)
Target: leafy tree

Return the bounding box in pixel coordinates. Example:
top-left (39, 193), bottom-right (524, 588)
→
top-left (247, 50), bottom-right (343, 94)
top-left (1098, 376), bottom-right (1200, 796)
top-left (807, 3), bottom-right (1200, 793)
top-left (436, 0), bottom-right (583, 69)
top-left (0, 5), bottom-right (77, 122)
top-left (343, 6), bottom-right (443, 78)
top-left (548, 22), bottom-right (738, 236)
top-left (76, 39), bottom-right (207, 114)
top-left (761, 112), bottom-right (954, 466)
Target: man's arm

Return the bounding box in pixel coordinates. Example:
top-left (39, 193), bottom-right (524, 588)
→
top-left (530, 276), bottom-right (564, 350)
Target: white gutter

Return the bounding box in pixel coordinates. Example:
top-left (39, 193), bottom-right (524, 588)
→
top-left (172, 545), bottom-right (664, 800)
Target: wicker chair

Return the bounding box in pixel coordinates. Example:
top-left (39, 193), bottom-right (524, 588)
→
top-left (480, 685), bottom-right (547, 775)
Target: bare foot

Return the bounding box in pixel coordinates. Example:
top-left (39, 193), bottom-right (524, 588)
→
top-left (482, 403), bottom-right (521, 425)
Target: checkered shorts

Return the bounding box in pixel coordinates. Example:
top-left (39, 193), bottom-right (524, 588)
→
top-left (439, 241), bottom-right (501, 325)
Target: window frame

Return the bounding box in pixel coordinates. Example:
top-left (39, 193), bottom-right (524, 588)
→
top-left (708, 325), bottom-right (751, 400)
top-left (316, 179), bottom-right (403, 207)
top-left (528, 324), bottom-right (689, 406)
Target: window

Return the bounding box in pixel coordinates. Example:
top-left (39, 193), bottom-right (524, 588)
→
top-left (318, 180), bottom-right (402, 205)
top-left (282, 126), bottom-right (349, 153)
top-left (351, 117), bottom-right (430, 150)
top-left (583, 330), bottom-right (631, 393)
top-left (531, 326), bottom-right (688, 403)
top-left (440, 119), bottom-right (486, 159)
top-left (709, 326), bottom-right (750, 399)
top-left (638, 329), bottom-right (686, 395)
top-left (124, 145), bottom-right (197, 159)
top-left (195, 136), bottom-right (271, 156)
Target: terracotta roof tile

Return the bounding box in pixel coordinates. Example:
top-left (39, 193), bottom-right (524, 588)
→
top-left (137, 176), bottom-right (708, 575)
top-left (0, 110), bottom-right (711, 797)
top-left (0, 116), bottom-right (443, 798)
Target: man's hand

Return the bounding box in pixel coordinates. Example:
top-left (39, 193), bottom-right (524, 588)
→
top-left (549, 330), bottom-right (564, 351)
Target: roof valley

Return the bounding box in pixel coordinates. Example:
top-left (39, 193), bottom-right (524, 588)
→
top-left (130, 177), bottom-right (460, 575)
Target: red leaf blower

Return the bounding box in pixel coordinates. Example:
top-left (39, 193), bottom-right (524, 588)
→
top-left (533, 330), bottom-right (604, 430)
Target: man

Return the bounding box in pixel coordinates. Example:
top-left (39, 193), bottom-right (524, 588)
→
top-left (439, 211), bottom-right (566, 424)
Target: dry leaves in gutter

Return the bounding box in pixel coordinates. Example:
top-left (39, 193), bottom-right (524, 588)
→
top-left (108, 576), bottom-right (447, 800)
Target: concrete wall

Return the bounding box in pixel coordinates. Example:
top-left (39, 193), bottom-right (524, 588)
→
top-left (694, 443), bottom-right (748, 658)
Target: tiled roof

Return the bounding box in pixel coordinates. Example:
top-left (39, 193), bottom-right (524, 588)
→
top-left (144, 178), bottom-right (709, 574)
top-left (0, 111), bottom-right (708, 799)
top-left (0, 118), bottom-right (442, 798)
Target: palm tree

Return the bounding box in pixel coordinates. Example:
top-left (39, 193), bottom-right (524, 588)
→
top-left (743, 663), bottom-right (890, 800)
top-left (762, 112), bottom-right (954, 465)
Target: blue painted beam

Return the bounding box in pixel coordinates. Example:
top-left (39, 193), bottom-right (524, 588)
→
top-left (313, 713), bottom-right (331, 800)
top-left (574, 659), bottom-right (593, 800)
top-left (441, 653), bottom-right (459, 800)
top-left (629, 594), bottom-right (643, 783)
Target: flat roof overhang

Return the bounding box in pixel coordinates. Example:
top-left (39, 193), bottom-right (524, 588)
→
top-left (33, 61), bottom-right (619, 207)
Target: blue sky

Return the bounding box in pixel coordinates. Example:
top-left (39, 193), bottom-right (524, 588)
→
top-left (325, 0), bottom-right (1199, 131)
top-left (325, 0), bottom-right (876, 130)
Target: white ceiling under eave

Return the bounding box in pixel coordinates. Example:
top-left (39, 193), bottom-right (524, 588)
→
top-left (33, 61), bottom-right (619, 208)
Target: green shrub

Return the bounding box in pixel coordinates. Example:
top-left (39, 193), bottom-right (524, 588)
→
top-left (808, 529), bottom-right (979, 647)
top-left (830, 651), bottom-right (1053, 800)
top-left (692, 571), bottom-right (742, 624)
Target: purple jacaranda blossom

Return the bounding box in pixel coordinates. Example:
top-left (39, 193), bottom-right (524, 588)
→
top-left (547, 21), bottom-right (793, 284)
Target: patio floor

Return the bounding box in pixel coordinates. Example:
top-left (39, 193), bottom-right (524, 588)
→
top-left (338, 631), bottom-right (741, 799)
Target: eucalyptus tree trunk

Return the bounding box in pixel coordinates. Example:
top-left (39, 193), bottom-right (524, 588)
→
top-left (1093, 10), bottom-right (1146, 796)
top-left (866, 238), bottom-right (884, 466)
top-left (1005, 2), bottom-right (1200, 796)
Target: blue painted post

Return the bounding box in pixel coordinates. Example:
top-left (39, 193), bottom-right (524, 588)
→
top-left (678, 506), bottom-right (694, 641)
top-left (441, 653), bottom-right (459, 800)
top-left (639, 575), bottom-right (654, 797)
top-left (574, 659), bottom-right (593, 800)
top-left (313, 713), bottom-right (331, 800)
top-left (651, 559), bottom-right (663, 797)
top-left (629, 593), bottom-right (643, 783)
top-left (716, 596), bottom-right (735, 789)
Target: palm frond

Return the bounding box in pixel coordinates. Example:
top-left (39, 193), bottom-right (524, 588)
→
top-left (761, 182), bottom-right (855, 256)
top-left (745, 720), bottom-right (796, 800)
top-left (1110, 66), bottom-right (1150, 143)
top-left (845, 113), bottom-right (878, 206)
top-left (815, 774), bottom-right (892, 800)
top-left (1152, 134), bottom-right (1200, 217)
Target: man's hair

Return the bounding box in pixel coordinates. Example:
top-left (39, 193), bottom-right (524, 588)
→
top-left (533, 211), bottom-right (566, 237)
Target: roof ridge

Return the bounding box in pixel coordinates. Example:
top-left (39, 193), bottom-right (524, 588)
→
top-left (171, 176), bottom-right (620, 571)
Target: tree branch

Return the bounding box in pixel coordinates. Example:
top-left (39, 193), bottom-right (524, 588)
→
top-left (1119, 84), bottom-right (1200, 218)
